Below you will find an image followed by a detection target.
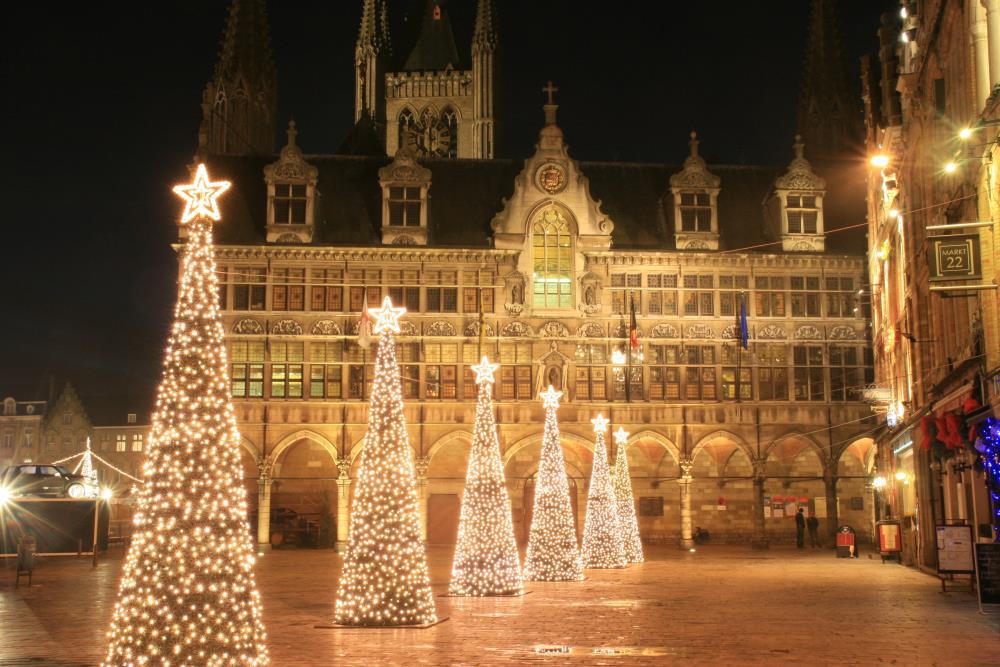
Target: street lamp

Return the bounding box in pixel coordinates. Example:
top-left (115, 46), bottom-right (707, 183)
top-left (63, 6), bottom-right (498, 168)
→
top-left (870, 154), bottom-right (890, 169)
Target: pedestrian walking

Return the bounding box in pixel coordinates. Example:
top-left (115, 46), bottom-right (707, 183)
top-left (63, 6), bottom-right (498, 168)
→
top-left (795, 508), bottom-right (805, 549)
top-left (806, 514), bottom-right (820, 547)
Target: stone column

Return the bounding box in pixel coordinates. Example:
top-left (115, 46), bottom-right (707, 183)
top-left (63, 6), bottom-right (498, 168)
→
top-left (335, 458), bottom-right (351, 553)
top-left (678, 457), bottom-right (694, 550)
top-left (823, 464), bottom-right (840, 545)
top-left (256, 471), bottom-right (272, 552)
top-left (984, 0), bottom-right (1000, 89)
top-left (973, 1), bottom-right (992, 109)
top-left (415, 456), bottom-right (430, 542)
top-left (751, 458), bottom-right (769, 550)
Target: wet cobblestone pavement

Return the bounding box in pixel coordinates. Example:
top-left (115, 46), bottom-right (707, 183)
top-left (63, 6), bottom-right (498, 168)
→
top-left (1, 544), bottom-right (998, 666)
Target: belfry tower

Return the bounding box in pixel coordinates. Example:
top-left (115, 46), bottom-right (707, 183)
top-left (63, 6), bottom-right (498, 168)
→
top-left (199, 0), bottom-right (277, 156)
top-left (797, 0), bottom-right (862, 164)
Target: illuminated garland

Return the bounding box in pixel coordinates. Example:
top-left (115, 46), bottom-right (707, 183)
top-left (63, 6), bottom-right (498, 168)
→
top-left (334, 296), bottom-right (437, 626)
top-left (103, 164), bottom-right (268, 665)
top-left (523, 386), bottom-right (583, 582)
top-left (975, 418), bottom-right (1000, 539)
top-left (612, 427), bottom-right (644, 563)
top-left (448, 356), bottom-right (523, 596)
top-left (581, 415), bottom-right (626, 569)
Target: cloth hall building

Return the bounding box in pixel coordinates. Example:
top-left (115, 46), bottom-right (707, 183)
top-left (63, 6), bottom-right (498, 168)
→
top-left (191, 0), bottom-right (877, 552)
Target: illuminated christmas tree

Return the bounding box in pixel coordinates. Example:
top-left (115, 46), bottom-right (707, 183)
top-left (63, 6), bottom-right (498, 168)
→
top-left (612, 427), bottom-right (644, 564)
top-left (523, 386), bottom-right (583, 582)
top-left (449, 356), bottom-right (522, 596)
top-left (334, 296), bottom-right (437, 626)
top-left (103, 164), bottom-right (268, 666)
top-left (581, 415), bottom-right (626, 569)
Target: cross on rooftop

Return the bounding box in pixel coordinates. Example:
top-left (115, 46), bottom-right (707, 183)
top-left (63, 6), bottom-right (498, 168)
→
top-left (543, 80), bottom-right (559, 105)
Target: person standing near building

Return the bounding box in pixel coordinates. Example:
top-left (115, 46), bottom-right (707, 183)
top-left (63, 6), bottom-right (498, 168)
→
top-left (795, 508), bottom-right (805, 549)
top-left (806, 513), bottom-right (820, 548)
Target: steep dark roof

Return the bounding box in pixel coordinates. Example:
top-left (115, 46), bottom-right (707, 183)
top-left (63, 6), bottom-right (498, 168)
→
top-left (205, 154), bottom-right (865, 254)
top-left (402, 1), bottom-right (462, 71)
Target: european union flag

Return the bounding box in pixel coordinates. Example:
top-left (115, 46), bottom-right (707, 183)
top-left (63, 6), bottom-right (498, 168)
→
top-left (738, 298), bottom-right (749, 350)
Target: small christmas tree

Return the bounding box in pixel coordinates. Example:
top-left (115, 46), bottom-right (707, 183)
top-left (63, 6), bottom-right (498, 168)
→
top-left (523, 386), bottom-right (583, 582)
top-left (334, 296), bottom-right (437, 626)
top-left (103, 164), bottom-right (268, 665)
top-left (449, 356), bottom-right (522, 596)
top-left (581, 415), bottom-right (626, 569)
top-left (612, 427), bottom-right (644, 563)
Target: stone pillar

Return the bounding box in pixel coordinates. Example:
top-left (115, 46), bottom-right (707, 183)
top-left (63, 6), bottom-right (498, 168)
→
top-left (678, 457), bottom-right (694, 549)
top-left (415, 456), bottom-right (430, 542)
top-left (751, 458), bottom-right (769, 550)
top-left (984, 0), bottom-right (1000, 89)
top-left (256, 472), bottom-right (272, 552)
top-left (335, 458), bottom-right (351, 553)
top-left (823, 465), bottom-right (840, 545)
top-left (973, 1), bottom-right (992, 109)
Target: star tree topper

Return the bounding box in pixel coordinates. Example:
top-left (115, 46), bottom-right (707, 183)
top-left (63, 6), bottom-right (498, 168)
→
top-left (471, 355), bottom-right (500, 385)
top-left (172, 163), bottom-right (231, 223)
top-left (613, 427), bottom-right (630, 445)
top-left (539, 385), bottom-right (563, 410)
top-left (368, 295), bottom-right (407, 335)
top-left (591, 414), bottom-right (610, 433)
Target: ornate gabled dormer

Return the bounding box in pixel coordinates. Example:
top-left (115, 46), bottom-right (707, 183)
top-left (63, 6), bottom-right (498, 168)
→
top-left (669, 131), bottom-right (721, 250)
top-left (491, 82), bottom-right (614, 313)
top-left (263, 121), bottom-right (319, 244)
top-left (766, 135), bottom-right (827, 252)
top-left (378, 144), bottom-right (431, 246)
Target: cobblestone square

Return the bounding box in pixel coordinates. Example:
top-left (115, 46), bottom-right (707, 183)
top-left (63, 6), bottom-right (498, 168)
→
top-left (2, 544), bottom-right (998, 666)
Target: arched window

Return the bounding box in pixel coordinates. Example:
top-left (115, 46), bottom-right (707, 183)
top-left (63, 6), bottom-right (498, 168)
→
top-left (441, 106), bottom-right (458, 158)
top-left (531, 207), bottom-right (573, 309)
top-left (398, 108), bottom-right (415, 152)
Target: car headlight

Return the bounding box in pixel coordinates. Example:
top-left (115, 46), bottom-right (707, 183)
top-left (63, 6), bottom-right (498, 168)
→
top-left (67, 483), bottom-right (86, 499)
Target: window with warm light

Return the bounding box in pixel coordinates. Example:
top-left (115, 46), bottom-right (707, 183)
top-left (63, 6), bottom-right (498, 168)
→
top-left (531, 208), bottom-right (573, 309)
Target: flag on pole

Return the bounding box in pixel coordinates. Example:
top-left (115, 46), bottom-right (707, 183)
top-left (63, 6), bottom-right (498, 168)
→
top-left (629, 296), bottom-right (639, 351)
top-left (358, 291), bottom-right (373, 349)
top-left (738, 294), bottom-right (749, 350)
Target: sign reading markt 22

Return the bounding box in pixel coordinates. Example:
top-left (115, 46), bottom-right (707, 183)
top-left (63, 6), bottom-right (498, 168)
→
top-left (927, 233), bottom-right (982, 282)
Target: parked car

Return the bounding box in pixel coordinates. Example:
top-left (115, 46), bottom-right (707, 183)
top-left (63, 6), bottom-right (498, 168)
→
top-left (0, 464), bottom-right (96, 500)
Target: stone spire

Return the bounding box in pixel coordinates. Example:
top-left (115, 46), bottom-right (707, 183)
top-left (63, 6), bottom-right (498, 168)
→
top-left (797, 0), bottom-right (862, 164)
top-left (403, 0), bottom-right (461, 71)
top-left (471, 0), bottom-right (499, 158)
top-left (355, 0), bottom-right (391, 128)
top-left (199, 0), bottom-right (277, 156)
top-left (472, 0), bottom-right (498, 51)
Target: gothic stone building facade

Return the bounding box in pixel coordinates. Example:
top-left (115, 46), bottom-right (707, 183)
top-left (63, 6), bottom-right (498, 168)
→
top-left (194, 0), bottom-right (875, 551)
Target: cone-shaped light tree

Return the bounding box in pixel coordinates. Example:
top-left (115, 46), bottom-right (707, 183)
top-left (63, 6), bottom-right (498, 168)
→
top-left (581, 415), bottom-right (626, 568)
top-left (523, 385), bottom-right (583, 582)
top-left (334, 296), bottom-right (437, 626)
top-left (103, 164), bottom-right (268, 666)
top-left (613, 427), bottom-right (644, 563)
top-left (448, 356), bottom-right (523, 596)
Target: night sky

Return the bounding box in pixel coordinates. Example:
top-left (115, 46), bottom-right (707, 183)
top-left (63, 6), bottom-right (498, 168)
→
top-left (1, 1), bottom-right (895, 411)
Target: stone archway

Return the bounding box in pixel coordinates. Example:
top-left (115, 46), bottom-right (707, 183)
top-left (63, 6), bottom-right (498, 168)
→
top-left (268, 435), bottom-right (339, 548)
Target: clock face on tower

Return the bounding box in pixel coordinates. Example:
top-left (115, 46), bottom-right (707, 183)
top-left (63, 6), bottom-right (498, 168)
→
top-left (400, 108), bottom-right (457, 158)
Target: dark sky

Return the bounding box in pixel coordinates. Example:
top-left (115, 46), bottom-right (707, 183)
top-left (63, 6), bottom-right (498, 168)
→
top-left (1, 1), bottom-right (895, 410)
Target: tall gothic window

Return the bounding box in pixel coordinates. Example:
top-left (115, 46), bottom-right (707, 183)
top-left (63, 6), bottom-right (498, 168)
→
top-left (441, 106), bottom-right (458, 158)
top-left (398, 108), bottom-right (415, 152)
top-left (531, 207), bottom-right (573, 309)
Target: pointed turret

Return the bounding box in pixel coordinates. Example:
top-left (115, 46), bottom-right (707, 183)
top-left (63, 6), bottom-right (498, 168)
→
top-left (403, 0), bottom-right (461, 71)
top-left (472, 0), bottom-right (499, 158)
top-left (797, 0), bottom-right (862, 164)
top-left (356, 0), bottom-right (391, 133)
top-left (199, 0), bottom-right (277, 156)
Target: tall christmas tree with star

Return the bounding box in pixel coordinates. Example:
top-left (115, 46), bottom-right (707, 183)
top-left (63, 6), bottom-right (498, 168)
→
top-left (334, 296), bottom-right (437, 626)
top-left (103, 164), bottom-right (268, 666)
top-left (449, 356), bottom-right (522, 596)
top-left (581, 414), bottom-right (626, 568)
top-left (612, 427), bottom-right (644, 563)
top-left (523, 386), bottom-right (583, 582)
